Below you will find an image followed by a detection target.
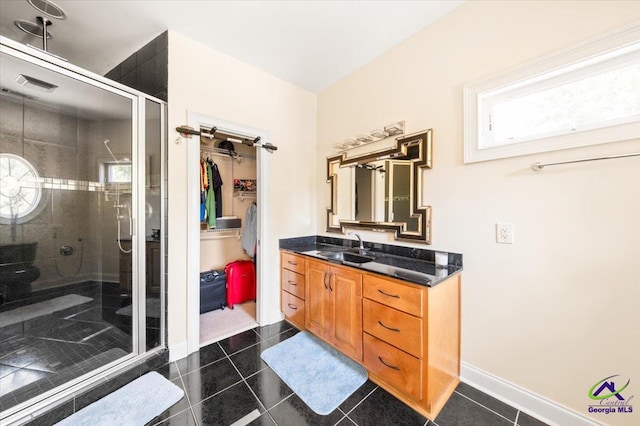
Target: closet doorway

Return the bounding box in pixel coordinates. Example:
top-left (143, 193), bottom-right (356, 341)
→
top-left (186, 113), bottom-right (270, 352)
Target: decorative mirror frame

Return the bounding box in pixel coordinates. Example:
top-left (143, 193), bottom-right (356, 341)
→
top-left (326, 129), bottom-right (433, 244)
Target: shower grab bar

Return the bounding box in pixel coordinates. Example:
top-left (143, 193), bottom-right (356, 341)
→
top-left (532, 152), bottom-right (640, 171)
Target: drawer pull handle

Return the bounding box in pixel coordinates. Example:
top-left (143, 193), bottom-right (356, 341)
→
top-left (378, 320), bottom-right (400, 332)
top-left (288, 261), bottom-right (298, 265)
top-left (378, 289), bottom-right (400, 298)
top-left (288, 280), bottom-right (297, 286)
top-left (287, 303), bottom-right (298, 310)
top-left (378, 356), bottom-right (401, 371)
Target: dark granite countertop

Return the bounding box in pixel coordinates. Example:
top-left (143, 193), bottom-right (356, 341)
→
top-left (120, 238), bottom-right (161, 243)
top-left (280, 236), bottom-right (462, 287)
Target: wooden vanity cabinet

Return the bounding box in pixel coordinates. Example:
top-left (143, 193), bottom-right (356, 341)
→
top-left (305, 258), bottom-right (363, 362)
top-left (119, 240), bottom-right (133, 293)
top-left (280, 251), bottom-right (306, 329)
top-left (279, 249), bottom-right (460, 420)
top-left (119, 240), bottom-right (161, 295)
top-left (362, 272), bottom-right (461, 420)
top-left (146, 241), bottom-right (161, 294)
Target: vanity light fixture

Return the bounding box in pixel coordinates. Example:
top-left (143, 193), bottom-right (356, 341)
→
top-left (369, 129), bottom-right (389, 140)
top-left (333, 121), bottom-right (405, 152)
top-left (385, 121), bottom-right (405, 136)
top-left (355, 134), bottom-right (374, 144)
top-left (334, 139), bottom-right (357, 150)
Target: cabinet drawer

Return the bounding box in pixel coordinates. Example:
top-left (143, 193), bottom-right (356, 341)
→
top-left (281, 268), bottom-right (305, 299)
top-left (282, 252), bottom-right (305, 274)
top-left (363, 333), bottom-right (422, 400)
top-left (282, 290), bottom-right (305, 328)
top-left (363, 299), bottom-right (422, 358)
top-left (363, 275), bottom-right (423, 317)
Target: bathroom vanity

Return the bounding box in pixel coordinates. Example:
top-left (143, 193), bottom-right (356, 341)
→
top-left (279, 236), bottom-right (462, 421)
top-left (119, 239), bottom-right (162, 294)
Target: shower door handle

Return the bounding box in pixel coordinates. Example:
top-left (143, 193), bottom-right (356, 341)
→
top-left (129, 217), bottom-right (135, 236)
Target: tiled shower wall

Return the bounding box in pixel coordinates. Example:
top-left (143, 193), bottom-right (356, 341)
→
top-left (0, 96), bottom-right (126, 290)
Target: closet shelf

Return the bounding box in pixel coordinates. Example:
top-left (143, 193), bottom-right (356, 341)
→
top-left (200, 146), bottom-right (256, 161)
top-left (234, 191), bottom-right (257, 200)
top-left (200, 227), bottom-right (243, 240)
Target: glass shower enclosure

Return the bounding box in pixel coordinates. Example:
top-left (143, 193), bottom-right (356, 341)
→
top-left (0, 36), bottom-right (165, 421)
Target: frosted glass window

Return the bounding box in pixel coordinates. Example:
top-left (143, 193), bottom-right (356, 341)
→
top-left (463, 25), bottom-right (640, 163)
top-left (485, 62), bottom-right (640, 148)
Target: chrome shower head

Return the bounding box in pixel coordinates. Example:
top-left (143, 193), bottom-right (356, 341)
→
top-left (28, 0), bottom-right (67, 20)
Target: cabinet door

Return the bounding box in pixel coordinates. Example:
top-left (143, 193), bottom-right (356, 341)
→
top-left (281, 268), bottom-right (305, 299)
top-left (147, 242), bottom-right (161, 294)
top-left (330, 265), bottom-right (363, 361)
top-left (282, 251), bottom-right (305, 274)
top-left (119, 241), bottom-right (133, 294)
top-left (282, 290), bottom-right (305, 329)
top-left (305, 259), bottom-right (331, 338)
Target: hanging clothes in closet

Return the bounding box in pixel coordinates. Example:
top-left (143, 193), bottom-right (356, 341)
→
top-left (210, 160), bottom-right (223, 218)
top-left (200, 156), bottom-right (224, 228)
top-left (242, 202), bottom-right (257, 258)
top-left (200, 159), bottom-right (207, 222)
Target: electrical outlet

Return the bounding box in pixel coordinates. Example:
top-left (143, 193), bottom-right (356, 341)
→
top-left (496, 223), bottom-right (514, 244)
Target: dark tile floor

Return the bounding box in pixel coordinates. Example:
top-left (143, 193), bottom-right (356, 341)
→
top-left (135, 321), bottom-right (548, 426)
top-left (0, 282), bottom-right (135, 412)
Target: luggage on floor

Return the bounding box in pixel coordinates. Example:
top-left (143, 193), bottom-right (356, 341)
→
top-left (200, 269), bottom-right (226, 314)
top-left (224, 260), bottom-right (256, 309)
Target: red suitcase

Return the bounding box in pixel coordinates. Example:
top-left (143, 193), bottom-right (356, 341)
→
top-left (224, 260), bottom-right (256, 309)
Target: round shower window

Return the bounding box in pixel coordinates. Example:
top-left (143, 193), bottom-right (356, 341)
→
top-left (0, 153), bottom-right (42, 223)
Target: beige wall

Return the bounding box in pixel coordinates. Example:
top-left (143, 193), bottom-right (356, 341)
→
top-left (318, 1), bottom-right (640, 424)
top-left (167, 32), bottom-right (317, 352)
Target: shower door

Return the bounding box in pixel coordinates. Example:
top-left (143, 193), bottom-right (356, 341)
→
top-left (0, 38), bottom-right (163, 419)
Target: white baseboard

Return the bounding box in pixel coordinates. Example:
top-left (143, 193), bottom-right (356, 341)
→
top-left (460, 362), bottom-right (600, 426)
top-left (168, 340), bottom-right (188, 362)
top-left (262, 309), bottom-right (285, 326)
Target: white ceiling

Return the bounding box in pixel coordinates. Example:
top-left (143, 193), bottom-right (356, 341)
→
top-left (0, 0), bottom-right (463, 94)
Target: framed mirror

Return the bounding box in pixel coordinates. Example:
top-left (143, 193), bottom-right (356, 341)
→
top-left (326, 129), bottom-right (433, 243)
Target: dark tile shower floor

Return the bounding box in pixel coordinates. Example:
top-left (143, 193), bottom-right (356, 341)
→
top-left (33, 320), bottom-right (550, 426)
top-left (0, 282), bottom-right (132, 412)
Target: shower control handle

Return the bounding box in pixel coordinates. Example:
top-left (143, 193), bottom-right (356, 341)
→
top-left (60, 245), bottom-right (74, 256)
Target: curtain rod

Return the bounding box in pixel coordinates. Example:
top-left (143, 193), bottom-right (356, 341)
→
top-left (532, 152), bottom-right (640, 171)
top-left (176, 125), bottom-right (278, 152)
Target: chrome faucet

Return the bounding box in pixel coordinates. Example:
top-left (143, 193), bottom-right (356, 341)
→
top-left (348, 232), bottom-right (365, 253)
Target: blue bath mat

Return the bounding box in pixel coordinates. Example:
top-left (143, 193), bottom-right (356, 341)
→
top-left (54, 371), bottom-right (184, 426)
top-left (261, 331), bottom-right (368, 415)
top-left (0, 294), bottom-right (93, 328)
